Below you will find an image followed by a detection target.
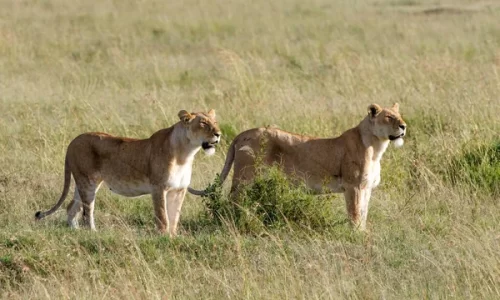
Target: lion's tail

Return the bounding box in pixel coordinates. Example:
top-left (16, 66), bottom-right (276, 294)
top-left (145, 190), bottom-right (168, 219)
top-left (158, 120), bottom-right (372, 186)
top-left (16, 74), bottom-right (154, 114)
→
top-left (188, 138), bottom-right (237, 196)
top-left (35, 156), bottom-right (72, 220)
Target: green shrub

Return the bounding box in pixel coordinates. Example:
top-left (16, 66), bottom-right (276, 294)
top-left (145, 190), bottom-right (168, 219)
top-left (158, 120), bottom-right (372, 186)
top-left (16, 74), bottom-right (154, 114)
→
top-left (201, 166), bottom-right (339, 234)
top-left (447, 141), bottom-right (500, 195)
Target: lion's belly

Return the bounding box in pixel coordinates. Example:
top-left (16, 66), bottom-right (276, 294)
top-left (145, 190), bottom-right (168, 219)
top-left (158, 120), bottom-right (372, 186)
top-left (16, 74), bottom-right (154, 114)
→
top-left (104, 179), bottom-right (151, 197)
top-left (306, 176), bottom-right (345, 194)
top-left (166, 163), bottom-right (192, 189)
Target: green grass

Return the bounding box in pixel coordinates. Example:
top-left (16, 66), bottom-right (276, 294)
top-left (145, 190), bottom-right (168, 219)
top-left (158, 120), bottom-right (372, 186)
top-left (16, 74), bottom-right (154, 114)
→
top-left (200, 167), bottom-right (343, 235)
top-left (447, 140), bottom-right (500, 196)
top-left (1, 0), bottom-right (500, 298)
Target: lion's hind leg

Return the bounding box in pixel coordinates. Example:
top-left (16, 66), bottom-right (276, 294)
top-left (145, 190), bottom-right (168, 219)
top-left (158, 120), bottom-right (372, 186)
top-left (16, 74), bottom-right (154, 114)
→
top-left (230, 157), bottom-right (257, 201)
top-left (74, 179), bottom-right (102, 231)
top-left (67, 188), bottom-right (82, 228)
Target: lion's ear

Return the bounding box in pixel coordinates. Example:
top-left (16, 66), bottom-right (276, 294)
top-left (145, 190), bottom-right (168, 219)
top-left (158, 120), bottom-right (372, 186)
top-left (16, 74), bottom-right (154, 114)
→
top-left (392, 103), bottom-right (399, 112)
top-left (368, 104), bottom-right (382, 117)
top-left (207, 109), bottom-right (216, 118)
top-left (178, 110), bottom-right (194, 123)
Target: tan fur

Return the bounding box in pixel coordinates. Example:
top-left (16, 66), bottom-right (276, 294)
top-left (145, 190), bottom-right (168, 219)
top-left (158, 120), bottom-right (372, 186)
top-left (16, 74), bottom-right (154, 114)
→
top-left (189, 104), bottom-right (406, 230)
top-left (35, 109), bottom-right (221, 237)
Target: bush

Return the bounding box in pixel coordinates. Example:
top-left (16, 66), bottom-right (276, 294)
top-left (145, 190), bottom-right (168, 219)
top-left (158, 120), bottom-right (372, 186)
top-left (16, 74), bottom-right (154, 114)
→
top-left (201, 166), bottom-right (339, 235)
top-left (447, 141), bottom-right (500, 195)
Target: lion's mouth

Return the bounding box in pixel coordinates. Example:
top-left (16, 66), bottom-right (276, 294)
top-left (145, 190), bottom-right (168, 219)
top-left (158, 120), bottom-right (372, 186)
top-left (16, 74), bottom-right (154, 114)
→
top-left (202, 142), bottom-right (216, 150)
top-left (389, 134), bottom-right (404, 141)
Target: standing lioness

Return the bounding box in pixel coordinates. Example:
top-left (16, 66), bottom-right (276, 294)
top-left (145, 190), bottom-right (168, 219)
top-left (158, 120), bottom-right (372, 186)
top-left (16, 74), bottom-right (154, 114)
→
top-left (189, 104), bottom-right (406, 230)
top-left (35, 109), bottom-right (221, 236)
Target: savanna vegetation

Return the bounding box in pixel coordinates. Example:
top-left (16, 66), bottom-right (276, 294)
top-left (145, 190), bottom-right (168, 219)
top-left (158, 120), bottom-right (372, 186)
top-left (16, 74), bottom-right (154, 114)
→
top-left (1, 0), bottom-right (499, 298)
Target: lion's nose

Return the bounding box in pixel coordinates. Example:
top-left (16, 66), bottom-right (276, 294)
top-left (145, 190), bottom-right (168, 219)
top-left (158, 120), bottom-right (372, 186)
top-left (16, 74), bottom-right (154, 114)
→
top-left (399, 124), bottom-right (406, 130)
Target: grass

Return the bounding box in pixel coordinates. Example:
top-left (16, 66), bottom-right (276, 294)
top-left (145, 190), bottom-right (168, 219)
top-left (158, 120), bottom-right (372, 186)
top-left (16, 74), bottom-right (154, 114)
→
top-left (447, 140), bottom-right (500, 196)
top-left (200, 167), bottom-right (342, 235)
top-left (1, 0), bottom-right (500, 298)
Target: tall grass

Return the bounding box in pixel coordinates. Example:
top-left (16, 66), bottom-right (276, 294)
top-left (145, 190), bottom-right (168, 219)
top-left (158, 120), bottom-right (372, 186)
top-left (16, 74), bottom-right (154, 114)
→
top-left (1, 0), bottom-right (500, 298)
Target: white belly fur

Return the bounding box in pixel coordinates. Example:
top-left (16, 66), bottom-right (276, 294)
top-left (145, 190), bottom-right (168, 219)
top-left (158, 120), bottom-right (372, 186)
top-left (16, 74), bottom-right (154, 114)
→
top-left (167, 163), bottom-right (192, 189)
top-left (105, 179), bottom-right (151, 197)
top-left (103, 162), bottom-right (193, 196)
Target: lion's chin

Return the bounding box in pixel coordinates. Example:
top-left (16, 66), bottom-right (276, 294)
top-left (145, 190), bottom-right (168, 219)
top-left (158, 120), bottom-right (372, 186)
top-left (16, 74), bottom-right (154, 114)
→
top-left (392, 138), bottom-right (404, 148)
top-left (202, 142), bottom-right (216, 155)
top-left (203, 147), bottom-right (216, 156)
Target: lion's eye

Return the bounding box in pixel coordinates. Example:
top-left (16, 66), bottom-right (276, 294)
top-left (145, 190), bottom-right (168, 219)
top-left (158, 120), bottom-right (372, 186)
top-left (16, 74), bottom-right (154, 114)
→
top-left (386, 116), bottom-right (394, 120)
top-left (201, 122), bottom-right (211, 130)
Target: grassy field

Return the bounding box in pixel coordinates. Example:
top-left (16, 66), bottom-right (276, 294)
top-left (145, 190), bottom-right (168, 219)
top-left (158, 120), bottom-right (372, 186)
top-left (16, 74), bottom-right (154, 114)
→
top-left (1, 0), bottom-right (500, 298)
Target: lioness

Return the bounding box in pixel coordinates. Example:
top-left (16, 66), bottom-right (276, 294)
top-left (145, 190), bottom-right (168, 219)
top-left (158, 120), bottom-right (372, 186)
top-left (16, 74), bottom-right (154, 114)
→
top-left (35, 109), bottom-right (221, 236)
top-left (189, 104), bottom-right (406, 230)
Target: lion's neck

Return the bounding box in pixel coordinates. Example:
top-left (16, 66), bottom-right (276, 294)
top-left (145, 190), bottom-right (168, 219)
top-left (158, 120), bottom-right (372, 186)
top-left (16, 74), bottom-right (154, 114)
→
top-left (169, 124), bottom-right (201, 164)
top-left (357, 117), bottom-right (390, 162)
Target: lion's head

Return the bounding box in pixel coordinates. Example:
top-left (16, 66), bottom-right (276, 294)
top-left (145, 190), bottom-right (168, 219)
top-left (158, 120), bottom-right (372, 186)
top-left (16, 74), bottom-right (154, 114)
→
top-left (178, 109), bottom-right (221, 155)
top-left (367, 103), bottom-right (407, 147)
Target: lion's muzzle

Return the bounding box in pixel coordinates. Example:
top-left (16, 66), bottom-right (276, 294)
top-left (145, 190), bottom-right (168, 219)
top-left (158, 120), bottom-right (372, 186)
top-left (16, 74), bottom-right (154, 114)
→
top-left (389, 134), bottom-right (404, 141)
top-left (202, 141), bottom-right (216, 150)
top-left (389, 124), bottom-right (406, 141)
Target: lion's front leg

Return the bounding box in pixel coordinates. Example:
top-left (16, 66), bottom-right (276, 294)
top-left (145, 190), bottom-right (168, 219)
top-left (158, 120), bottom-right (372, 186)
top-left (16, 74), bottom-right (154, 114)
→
top-left (359, 187), bottom-right (372, 231)
top-left (152, 188), bottom-right (168, 234)
top-left (166, 188), bottom-right (187, 237)
top-left (343, 187), bottom-right (365, 230)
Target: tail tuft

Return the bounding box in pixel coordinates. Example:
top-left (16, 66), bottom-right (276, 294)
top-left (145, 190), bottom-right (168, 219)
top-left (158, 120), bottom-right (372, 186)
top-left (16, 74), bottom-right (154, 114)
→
top-left (35, 211), bottom-right (43, 220)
